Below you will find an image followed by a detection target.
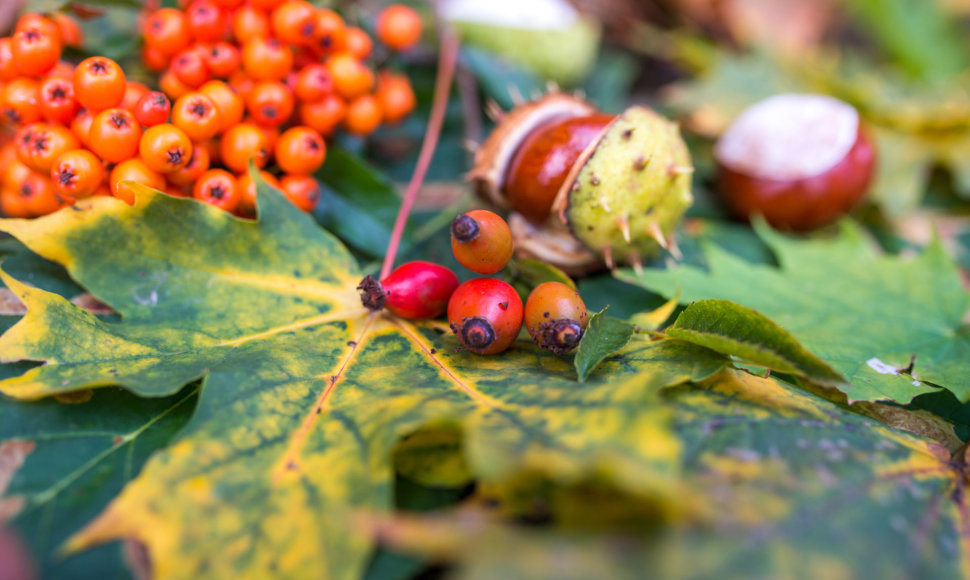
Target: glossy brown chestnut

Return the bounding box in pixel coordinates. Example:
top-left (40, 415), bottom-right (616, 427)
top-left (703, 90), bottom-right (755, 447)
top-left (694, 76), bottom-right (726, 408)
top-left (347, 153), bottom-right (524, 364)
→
top-left (503, 113), bottom-right (615, 224)
top-left (714, 94), bottom-right (876, 231)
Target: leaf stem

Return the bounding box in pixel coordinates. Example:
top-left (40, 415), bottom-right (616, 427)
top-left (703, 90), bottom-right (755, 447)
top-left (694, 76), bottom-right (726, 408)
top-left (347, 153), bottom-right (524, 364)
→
top-left (379, 30), bottom-right (460, 281)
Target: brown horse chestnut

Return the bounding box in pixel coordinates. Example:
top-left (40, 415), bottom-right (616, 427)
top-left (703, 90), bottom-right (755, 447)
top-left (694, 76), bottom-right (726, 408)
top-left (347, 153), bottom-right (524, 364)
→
top-left (714, 93), bottom-right (876, 231)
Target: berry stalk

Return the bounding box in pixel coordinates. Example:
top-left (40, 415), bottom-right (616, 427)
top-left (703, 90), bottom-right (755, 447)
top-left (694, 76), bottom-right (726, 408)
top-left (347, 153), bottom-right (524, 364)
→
top-left (379, 29), bottom-right (459, 281)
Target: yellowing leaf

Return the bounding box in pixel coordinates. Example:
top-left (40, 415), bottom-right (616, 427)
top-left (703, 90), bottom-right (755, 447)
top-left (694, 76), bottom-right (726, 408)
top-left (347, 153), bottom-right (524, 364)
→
top-left (0, 184), bottom-right (729, 579)
top-left (368, 370), bottom-right (970, 579)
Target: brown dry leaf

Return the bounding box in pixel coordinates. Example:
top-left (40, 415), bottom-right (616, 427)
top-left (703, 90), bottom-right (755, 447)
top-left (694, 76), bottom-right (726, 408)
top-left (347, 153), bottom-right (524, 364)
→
top-left (0, 441), bottom-right (34, 522)
top-left (670, 0), bottom-right (834, 53)
top-left (0, 289), bottom-right (115, 316)
top-left (854, 402), bottom-right (964, 454)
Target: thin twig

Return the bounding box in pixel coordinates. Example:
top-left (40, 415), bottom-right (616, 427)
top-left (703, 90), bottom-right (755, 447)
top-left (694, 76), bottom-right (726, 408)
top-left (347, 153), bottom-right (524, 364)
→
top-left (379, 29), bottom-right (460, 280)
top-left (456, 64), bottom-right (483, 160)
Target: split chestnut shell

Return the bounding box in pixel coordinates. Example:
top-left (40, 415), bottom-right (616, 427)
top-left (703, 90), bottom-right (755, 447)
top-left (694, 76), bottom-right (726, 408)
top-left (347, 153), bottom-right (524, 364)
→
top-left (470, 93), bottom-right (693, 271)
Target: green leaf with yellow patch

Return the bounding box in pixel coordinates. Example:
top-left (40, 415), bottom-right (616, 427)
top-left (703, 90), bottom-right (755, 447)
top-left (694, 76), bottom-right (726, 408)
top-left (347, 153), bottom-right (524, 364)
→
top-left (366, 369), bottom-right (970, 579)
top-left (0, 182), bottom-right (729, 580)
top-left (666, 299), bottom-right (844, 386)
top-left (620, 221), bottom-right (970, 404)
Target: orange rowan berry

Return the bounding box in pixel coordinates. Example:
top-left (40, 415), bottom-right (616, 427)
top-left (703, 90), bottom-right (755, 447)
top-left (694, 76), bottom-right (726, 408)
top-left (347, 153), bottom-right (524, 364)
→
top-left (166, 141), bottom-right (209, 186)
top-left (228, 69), bottom-right (255, 100)
top-left (298, 94), bottom-right (345, 136)
top-left (271, 1), bottom-right (318, 46)
top-left (12, 25), bottom-right (62, 77)
top-left (249, 0), bottom-right (283, 9)
top-left (294, 63), bottom-right (334, 102)
top-left (2, 78), bottom-right (42, 125)
top-left (343, 94), bottom-right (382, 136)
top-left (376, 71), bottom-right (415, 124)
top-left (241, 37), bottom-right (293, 82)
top-left (231, 5), bottom-right (271, 40)
top-left (171, 92), bottom-right (222, 141)
top-left (193, 168), bottom-right (240, 211)
top-left (159, 70), bottom-right (193, 100)
top-left (344, 27), bottom-right (373, 59)
top-left (142, 44), bottom-right (171, 72)
top-left (204, 42), bottom-right (241, 78)
top-left (0, 187), bottom-right (30, 217)
top-left (120, 81), bottom-right (151, 112)
top-left (110, 158), bottom-right (165, 203)
top-left (171, 47), bottom-right (211, 88)
top-left (50, 13), bottom-right (83, 48)
top-left (14, 14), bottom-right (60, 40)
top-left (313, 9), bottom-right (346, 54)
top-left (22, 123), bottom-right (79, 173)
top-left (70, 109), bottom-right (94, 147)
top-left (51, 149), bottom-right (104, 199)
top-left (327, 53), bottom-right (374, 100)
top-left (245, 81), bottom-right (294, 126)
top-left (376, 4), bottom-right (422, 51)
top-left (0, 39), bottom-right (18, 82)
top-left (220, 123), bottom-right (269, 172)
top-left (139, 123), bottom-right (193, 173)
top-left (199, 80), bottom-right (243, 131)
top-left (74, 57), bottom-right (126, 112)
top-left (278, 173), bottom-right (320, 212)
top-left (524, 282), bottom-right (588, 354)
top-left (143, 8), bottom-right (191, 56)
top-left (275, 126), bottom-right (325, 175)
top-left (89, 108), bottom-right (142, 163)
top-left (18, 171), bottom-right (63, 216)
top-left (133, 91), bottom-right (172, 127)
top-left (186, 0), bottom-right (228, 42)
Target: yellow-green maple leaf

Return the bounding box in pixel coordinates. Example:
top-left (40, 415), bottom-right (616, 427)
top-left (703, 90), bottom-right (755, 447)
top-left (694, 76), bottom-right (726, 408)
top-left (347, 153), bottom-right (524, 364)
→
top-left (0, 184), bottom-right (728, 580)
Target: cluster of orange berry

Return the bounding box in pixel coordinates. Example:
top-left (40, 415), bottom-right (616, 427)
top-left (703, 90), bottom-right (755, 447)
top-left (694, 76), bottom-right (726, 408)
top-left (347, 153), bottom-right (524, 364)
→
top-left (0, 2), bottom-right (421, 218)
top-left (361, 210), bottom-right (590, 356)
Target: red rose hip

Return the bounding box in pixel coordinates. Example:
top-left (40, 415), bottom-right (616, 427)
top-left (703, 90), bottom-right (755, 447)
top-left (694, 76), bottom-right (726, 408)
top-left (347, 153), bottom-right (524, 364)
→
top-left (357, 261), bottom-right (459, 320)
top-left (447, 278), bottom-right (523, 355)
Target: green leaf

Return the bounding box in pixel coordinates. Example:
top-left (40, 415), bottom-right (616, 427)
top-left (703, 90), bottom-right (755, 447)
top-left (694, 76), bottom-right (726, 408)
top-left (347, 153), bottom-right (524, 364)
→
top-left (460, 46), bottom-right (544, 111)
top-left (844, 0), bottom-right (969, 80)
top-left (666, 299), bottom-right (844, 385)
top-left (582, 50), bottom-right (639, 114)
top-left (574, 309), bottom-right (635, 383)
top-left (620, 221), bottom-right (970, 404)
top-left (26, 0), bottom-right (140, 12)
top-left (0, 381), bottom-right (196, 580)
top-left (315, 147), bottom-right (412, 258)
top-left (505, 258), bottom-right (576, 304)
top-left (0, 182), bottom-right (729, 579)
top-left (373, 370), bottom-right (970, 579)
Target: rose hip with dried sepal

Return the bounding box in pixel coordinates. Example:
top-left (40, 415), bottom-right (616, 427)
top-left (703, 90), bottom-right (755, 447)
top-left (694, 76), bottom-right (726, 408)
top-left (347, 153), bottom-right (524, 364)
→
top-left (524, 281), bottom-right (588, 354)
top-left (450, 209), bottom-right (514, 275)
top-left (357, 261), bottom-right (459, 320)
top-left (447, 278), bottom-right (523, 355)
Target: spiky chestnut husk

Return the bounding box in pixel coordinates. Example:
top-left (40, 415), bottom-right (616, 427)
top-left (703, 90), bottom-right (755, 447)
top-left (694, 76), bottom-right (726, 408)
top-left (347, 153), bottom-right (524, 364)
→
top-left (471, 93), bottom-right (693, 272)
top-left (553, 106), bottom-right (693, 268)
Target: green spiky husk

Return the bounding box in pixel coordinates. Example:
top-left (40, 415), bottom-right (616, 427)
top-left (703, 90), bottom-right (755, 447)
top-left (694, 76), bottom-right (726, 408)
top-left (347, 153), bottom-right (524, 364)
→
top-left (562, 106), bottom-right (693, 264)
top-left (450, 18), bottom-right (600, 85)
